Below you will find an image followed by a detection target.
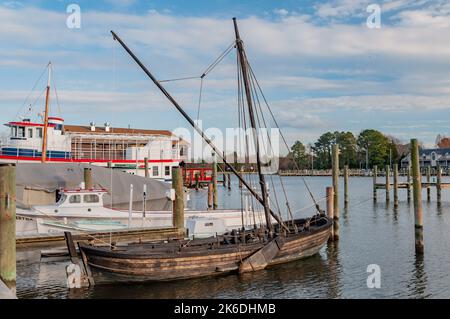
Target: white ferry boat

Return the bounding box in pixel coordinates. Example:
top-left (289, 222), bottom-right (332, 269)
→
top-left (0, 63), bottom-right (189, 180)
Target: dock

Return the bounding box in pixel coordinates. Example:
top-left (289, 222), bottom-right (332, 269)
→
top-left (372, 163), bottom-right (449, 203)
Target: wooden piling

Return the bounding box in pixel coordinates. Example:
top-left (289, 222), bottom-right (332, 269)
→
top-left (84, 167), bottom-right (93, 189)
top-left (326, 187), bottom-right (334, 242)
top-left (195, 172), bottom-right (199, 191)
top-left (128, 184), bottom-right (133, 228)
top-left (344, 165), bottom-right (349, 206)
top-left (426, 166), bottom-right (431, 202)
top-left (172, 167), bottom-right (184, 230)
top-left (212, 153), bottom-right (218, 209)
top-left (0, 164), bottom-right (16, 293)
top-left (373, 165), bottom-right (378, 201)
top-left (207, 183), bottom-right (213, 209)
top-left (407, 166), bottom-right (411, 202)
top-left (227, 174), bottom-right (231, 190)
top-left (411, 139), bottom-right (424, 254)
top-left (437, 165), bottom-right (442, 204)
top-left (332, 144), bottom-right (339, 240)
top-left (144, 157), bottom-right (149, 178)
top-left (385, 165), bottom-right (390, 202)
top-left (222, 153), bottom-right (226, 187)
top-left (394, 163), bottom-right (399, 208)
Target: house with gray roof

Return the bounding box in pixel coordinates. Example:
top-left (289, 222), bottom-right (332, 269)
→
top-left (401, 148), bottom-right (450, 168)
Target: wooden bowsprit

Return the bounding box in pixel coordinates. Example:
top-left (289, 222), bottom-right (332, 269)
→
top-left (238, 237), bottom-right (284, 273)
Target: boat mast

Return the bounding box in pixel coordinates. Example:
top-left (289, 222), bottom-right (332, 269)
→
top-left (110, 30), bottom-right (289, 232)
top-left (41, 62), bottom-right (51, 163)
top-left (232, 18), bottom-right (273, 235)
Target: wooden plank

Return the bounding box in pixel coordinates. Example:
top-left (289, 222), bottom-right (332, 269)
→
top-left (17, 227), bottom-right (184, 248)
top-left (239, 237), bottom-right (283, 273)
top-left (64, 232), bottom-right (78, 263)
top-left (78, 242), bottom-right (95, 286)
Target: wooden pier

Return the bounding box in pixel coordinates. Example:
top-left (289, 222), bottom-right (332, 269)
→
top-left (373, 163), bottom-right (450, 203)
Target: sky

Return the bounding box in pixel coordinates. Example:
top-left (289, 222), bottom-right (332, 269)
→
top-left (1, 0), bottom-right (450, 151)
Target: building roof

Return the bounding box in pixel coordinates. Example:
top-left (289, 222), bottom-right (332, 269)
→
top-left (419, 148), bottom-right (450, 156)
top-left (401, 147), bottom-right (450, 162)
top-left (64, 125), bottom-right (174, 137)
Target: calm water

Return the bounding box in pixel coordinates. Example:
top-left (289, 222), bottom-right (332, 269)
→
top-left (16, 176), bottom-right (450, 299)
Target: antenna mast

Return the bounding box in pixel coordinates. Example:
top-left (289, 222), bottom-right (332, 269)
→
top-left (41, 62), bottom-right (51, 163)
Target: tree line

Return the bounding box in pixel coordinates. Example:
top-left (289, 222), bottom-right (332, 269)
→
top-left (280, 129), bottom-right (409, 170)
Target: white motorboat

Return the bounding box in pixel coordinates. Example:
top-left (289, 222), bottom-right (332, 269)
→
top-left (16, 187), bottom-right (268, 235)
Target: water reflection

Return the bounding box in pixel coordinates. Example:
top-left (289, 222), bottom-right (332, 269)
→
top-left (407, 254), bottom-right (429, 298)
top-left (342, 205), bottom-right (349, 226)
top-left (324, 242), bottom-right (342, 299)
top-left (15, 176), bottom-right (450, 298)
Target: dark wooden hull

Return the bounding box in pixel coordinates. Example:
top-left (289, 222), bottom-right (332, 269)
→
top-left (79, 216), bottom-right (332, 283)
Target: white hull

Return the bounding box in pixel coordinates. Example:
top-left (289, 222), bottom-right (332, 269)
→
top-left (16, 207), bottom-right (269, 235)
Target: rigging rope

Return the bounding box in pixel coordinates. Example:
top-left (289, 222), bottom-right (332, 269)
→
top-left (159, 76), bottom-right (199, 83)
top-left (248, 67), bottom-right (294, 224)
top-left (12, 64), bottom-right (48, 123)
top-left (196, 77), bottom-right (204, 121)
top-left (247, 62), bottom-right (324, 214)
top-left (159, 41), bottom-right (235, 83)
top-left (49, 63), bottom-right (62, 117)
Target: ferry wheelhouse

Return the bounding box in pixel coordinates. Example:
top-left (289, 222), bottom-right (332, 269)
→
top-left (0, 119), bottom-right (189, 180)
top-left (1, 117), bottom-right (71, 160)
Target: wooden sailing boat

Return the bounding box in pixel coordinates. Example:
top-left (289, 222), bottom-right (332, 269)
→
top-left (78, 18), bottom-right (333, 283)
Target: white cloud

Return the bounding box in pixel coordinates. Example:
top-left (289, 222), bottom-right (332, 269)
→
top-left (274, 8), bottom-right (289, 16)
top-left (315, 0), bottom-right (370, 18)
top-left (2, 1), bottom-right (23, 8)
top-left (272, 95), bottom-right (450, 113)
top-left (103, 0), bottom-right (137, 7)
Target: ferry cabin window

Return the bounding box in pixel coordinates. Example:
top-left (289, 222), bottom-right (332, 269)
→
top-left (36, 128), bottom-right (43, 138)
top-left (153, 166), bottom-right (159, 177)
top-left (165, 166), bottom-right (171, 176)
top-left (28, 128), bottom-right (33, 138)
top-left (18, 126), bottom-right (25, 138)
top-left (84, 194), bottom-right (99, 203)
top-left (11, 127), bottom-right (17, 137)
top-left (180, 146), bottom-right (187, 156)
top-left (56, 194), bottom-right (67, 205)
top-left (69, 195), bottom-right (81, 204)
